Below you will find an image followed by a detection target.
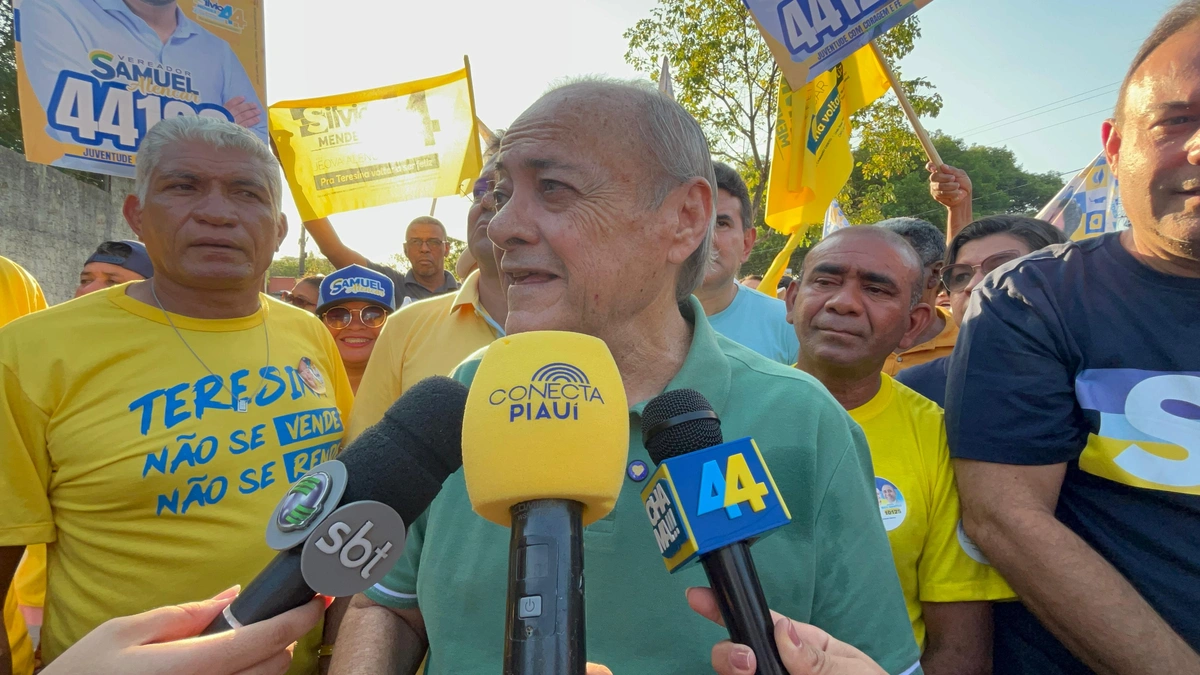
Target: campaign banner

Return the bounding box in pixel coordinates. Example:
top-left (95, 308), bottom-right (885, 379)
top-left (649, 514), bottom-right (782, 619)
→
top-left (268, 65), bottom-right (483, 222)
top-left (1037, 152), bottom-right (1128, 241)
top-left (14, 0), bottom-right (267, 177)
top-left (743, 0), bottom-right (934, 85)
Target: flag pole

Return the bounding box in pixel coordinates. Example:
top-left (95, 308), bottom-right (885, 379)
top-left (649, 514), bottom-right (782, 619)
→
top-left (430, 198), bottom-right (437, 216)
top-left (870, 42), bottom-right (943, 167)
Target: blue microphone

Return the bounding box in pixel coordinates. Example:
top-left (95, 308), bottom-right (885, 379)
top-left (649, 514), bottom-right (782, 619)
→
top-left (641, 389), bottom-right (791, 675)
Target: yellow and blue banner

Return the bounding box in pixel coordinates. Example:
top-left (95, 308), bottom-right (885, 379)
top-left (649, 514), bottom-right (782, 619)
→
top-left (1037, 152), bottom-right (1128, 241)
top-left (269, 62), bottom-right (483, 222)
top-left (743, 0), bottom-right (934, 85)
top-left (641, 437), bottom-right (791, 573)
top-left (14, 0), bottom-right (267, 177)
top-left (764, 46), bottom-right (889, 235)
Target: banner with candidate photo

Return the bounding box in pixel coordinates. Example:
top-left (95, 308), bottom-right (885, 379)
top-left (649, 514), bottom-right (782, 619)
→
top-left (14, 0), bottom-right (267, 177)
top-left (743, 0), bottom-right (934, 86)
top-left (268, 64), bottom-right (483, 222)
top-left (1037, 152), bottom-right (1129, 241)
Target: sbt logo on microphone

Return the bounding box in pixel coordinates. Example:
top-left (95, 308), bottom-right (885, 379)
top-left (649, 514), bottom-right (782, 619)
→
top-left (488, 362), bottom-right (607, 423)
top-left (300, 500), bottom-right (407, 598)
top-left (641, 437), bottom-right (791, 573)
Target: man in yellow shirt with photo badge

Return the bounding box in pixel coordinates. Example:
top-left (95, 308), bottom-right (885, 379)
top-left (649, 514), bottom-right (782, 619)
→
top-left (786, 225), bottom-right (1014, 675)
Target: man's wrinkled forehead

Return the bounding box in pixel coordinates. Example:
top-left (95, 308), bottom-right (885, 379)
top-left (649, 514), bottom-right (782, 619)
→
top-left (153, 141), bottom-right (276, 196)
top-left (497, 89), bottom-right (643, 179)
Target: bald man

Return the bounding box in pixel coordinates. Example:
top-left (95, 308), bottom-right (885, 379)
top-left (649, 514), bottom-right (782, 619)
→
top-left (787, 226), bottom-right (1013, 675)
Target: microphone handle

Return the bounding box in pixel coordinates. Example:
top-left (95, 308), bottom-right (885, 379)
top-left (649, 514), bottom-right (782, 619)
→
top-left (700, 543), bottom-right (788, 675)
top-left (200, 547), bottom-right (314, 635)
top-left (504, 499), bottom-right (586, 675)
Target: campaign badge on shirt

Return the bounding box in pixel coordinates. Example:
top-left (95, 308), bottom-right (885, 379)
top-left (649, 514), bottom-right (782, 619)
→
top-left (875, 477), bottom-right (907, 531)
top-left (298, 357), bottom-right (327, 395)
top-left (957, 520), bottom-right (992, 565)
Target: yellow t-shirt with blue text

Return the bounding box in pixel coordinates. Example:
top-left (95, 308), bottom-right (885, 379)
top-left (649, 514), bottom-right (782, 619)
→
top-left (0, 284), bottom-right (353, 674)
top-left (0, 256), bottom-right (45, 675)
top-left (848, 374), bottom-right (1014, 649)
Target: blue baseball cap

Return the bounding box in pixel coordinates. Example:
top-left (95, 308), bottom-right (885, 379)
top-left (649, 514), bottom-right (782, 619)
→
top-left (85, 240), bottom-right (154, 278)
top-left (317, 264), bottom-right (396, 314)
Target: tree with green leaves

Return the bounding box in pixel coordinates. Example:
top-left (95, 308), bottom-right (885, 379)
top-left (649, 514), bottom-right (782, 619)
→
top-left (842, 133), bottom-right (1065, 231)
top-left (624, 0), bottom-right (943, 271)
top-left (625, 1), bottom-right (941, 217)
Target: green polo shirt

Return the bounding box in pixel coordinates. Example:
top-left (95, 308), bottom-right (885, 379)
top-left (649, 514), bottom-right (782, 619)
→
top-left (365, 298), bottom-right (921, 675)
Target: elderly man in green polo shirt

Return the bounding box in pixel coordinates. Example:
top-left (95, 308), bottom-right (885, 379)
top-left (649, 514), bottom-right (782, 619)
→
top-left (329, 79), bottom-right (921, 675)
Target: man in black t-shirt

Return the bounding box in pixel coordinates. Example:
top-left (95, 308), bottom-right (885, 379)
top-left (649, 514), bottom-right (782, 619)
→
top-left (947, 3), bottom-right (1200, 674)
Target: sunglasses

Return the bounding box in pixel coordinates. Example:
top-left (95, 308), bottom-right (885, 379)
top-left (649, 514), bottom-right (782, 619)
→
top-left (281, 291), bottom-right (317, 311)
top-left (941, 249), bottom-right (1022, 293)
top-left (321, 305), bottom-right (389, 329)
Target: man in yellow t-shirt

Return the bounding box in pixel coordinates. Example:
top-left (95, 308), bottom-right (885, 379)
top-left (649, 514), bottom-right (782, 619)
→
top-left (345, 151), bottom-right (507, 441)
top-left (786, 225), bottom-right (1014, 674)
top-left (0, 256), bottom-right (47, 675)
top-left (0, 117), bottom-right (353, 675)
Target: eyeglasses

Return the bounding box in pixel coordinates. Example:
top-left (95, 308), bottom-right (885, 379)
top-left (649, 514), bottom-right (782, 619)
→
top-left (941, 249), bottom-right (1023, 293)
top-left (281, 291), bottom-right (317, 311)
top-left (406, 238), bottom-right (445, 250)
top-left (321, 305), bottom-right (389, 329)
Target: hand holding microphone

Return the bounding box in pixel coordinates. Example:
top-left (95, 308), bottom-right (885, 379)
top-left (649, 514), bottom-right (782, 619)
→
top-left (43, 587), bottom-right (323, 675)
top-left (202, 376), bottom-right (469, 635)
top-left (461, 331), bottom-right (629, 675)
top-left (688, 587), bottom-right (887, 675)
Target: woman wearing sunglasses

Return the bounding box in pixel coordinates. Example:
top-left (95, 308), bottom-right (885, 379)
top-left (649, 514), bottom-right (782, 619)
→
top-left (896, 215), bottom-right (1066, 406)
top-left (316, 265), bottom-right (396, 393)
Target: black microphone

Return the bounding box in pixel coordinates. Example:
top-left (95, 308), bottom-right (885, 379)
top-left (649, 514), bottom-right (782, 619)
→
top-left (641, 389), bottom-right (787, 675)
top-left (202, 375), bottom-right (469, 635)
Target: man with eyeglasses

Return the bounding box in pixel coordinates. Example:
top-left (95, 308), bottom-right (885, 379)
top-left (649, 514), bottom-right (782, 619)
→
top-left (301, 216), bottom-right (459, 308)
top-left (314, 265), bottom-right (395, 394)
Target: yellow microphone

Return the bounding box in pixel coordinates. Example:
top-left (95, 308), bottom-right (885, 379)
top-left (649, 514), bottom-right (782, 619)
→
top-left (461, 331), bottom-right (628, 675)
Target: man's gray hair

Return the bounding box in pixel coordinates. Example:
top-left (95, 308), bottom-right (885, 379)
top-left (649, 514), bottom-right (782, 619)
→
top-left (877, 217), bottom-right (945, 268)
top-left (135, 116), bottom-right (282, 213)
top-left (543, 78), bottom-right (716, 304)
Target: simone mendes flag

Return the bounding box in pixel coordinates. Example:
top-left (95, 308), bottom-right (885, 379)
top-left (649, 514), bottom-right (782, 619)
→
top-left (269, 63), bottom-right (483, 222)
top-left (14, 0), bottom-right (267, 177)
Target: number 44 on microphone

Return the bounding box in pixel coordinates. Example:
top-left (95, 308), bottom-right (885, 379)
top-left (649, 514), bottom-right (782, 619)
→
top-left (642, 437), bottom-right (791, 573)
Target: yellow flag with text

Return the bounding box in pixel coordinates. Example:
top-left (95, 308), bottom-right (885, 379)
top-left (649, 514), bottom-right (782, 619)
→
top-left (269, 65), bottom-right (482, 221)
top-left (765, 47), bottom-right (889, 234)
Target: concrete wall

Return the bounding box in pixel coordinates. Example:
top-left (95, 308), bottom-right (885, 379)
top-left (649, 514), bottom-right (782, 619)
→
top-left (0, 146), bottom-right (135, 305)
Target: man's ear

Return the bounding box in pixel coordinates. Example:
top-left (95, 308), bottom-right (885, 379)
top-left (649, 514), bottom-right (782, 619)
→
top-left (666, 177), bottom-right (714, 265)
top-left (124, 194), bottom-right (144, 238)
top-left (740, 226), bottom-right (757, 263)
top-left (927, 262), bottom-right (944, 290)
top-left (784, 279), bottom-right (800, 324)
top-left (1102, 119), bottom-right (1122, 179)
top-left (897, 302), bottom-right (934, 351)
top-left (276, 212), bottom-right (289, 253)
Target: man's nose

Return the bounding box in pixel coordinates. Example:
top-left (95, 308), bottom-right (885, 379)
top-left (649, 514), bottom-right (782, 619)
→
top-left (488, 190), bottom-right (539, 251)
top-left (193, 187), bottom-right (239, 226)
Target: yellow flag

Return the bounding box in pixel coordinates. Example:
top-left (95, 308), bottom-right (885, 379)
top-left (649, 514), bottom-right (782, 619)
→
top-left (269, 63), bottom-right (482, 222)
top-left (764, 46), bottom-right (890, 234)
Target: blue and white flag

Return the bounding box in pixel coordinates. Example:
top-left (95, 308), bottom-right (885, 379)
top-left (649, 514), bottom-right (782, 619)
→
top-left (1037, 152), bottom-right (1129, 241)
top-left (823, 199), bottom-right (851, 237)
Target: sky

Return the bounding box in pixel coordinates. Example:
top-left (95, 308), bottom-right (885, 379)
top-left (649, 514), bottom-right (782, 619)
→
top-left (264, 0), bottom-right (1172, 261)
